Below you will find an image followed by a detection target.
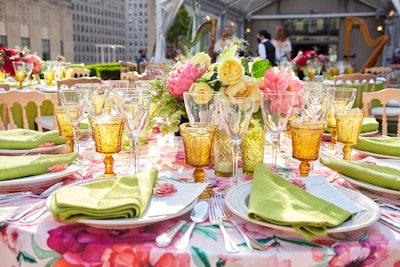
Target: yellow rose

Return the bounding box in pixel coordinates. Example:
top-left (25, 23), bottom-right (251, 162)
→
top-left (218, 57), bottom-right (244, 85)
top-left (192, 52), bottom-right (211, 67)
top-left (189, 82), bottom-right (214, 104)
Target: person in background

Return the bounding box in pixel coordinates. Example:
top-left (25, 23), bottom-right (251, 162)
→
top-left (257, 30), bottom-right (276, 66)
top-left (57, 55), bottom-right (65, 62)
top-left (136, 49), bottom-right (148, 73)
top-left (271, 25), bottom-right (292, 63)
top-left (213, 28), bottom-right (234, 62)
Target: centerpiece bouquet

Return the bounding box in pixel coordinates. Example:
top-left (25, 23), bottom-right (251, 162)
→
top-left (0, 46), bottom-right (42, 79)
top-left (292, 49), bottom-right (330, 79)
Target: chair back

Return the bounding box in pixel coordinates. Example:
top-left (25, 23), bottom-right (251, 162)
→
top-left (389, 64), bottom-right (400, 88)
top-left (362, 88), bottom-right (400, 136)
top-left (57, 77), bottom-right (102, 89)
top-left (71, 68), bottom-right (90, 78)
top-left (119, 61), bottom-right (138, 75)
top-left (364, 67), bottom-right (391, 87)
top-left (0, 91), bottom-right (59, 131)
top-left (333, 73), bottom-right (377, 108)
top-left (120, 71), bottom-right (148, 87)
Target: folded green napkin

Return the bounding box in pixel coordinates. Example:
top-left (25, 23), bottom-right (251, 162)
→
top-left (0, 153), bottom-right (78, 181)
top-left (0, 129), bottom-right (66, 150)
top-left (320, 157), bottom-right (400, 190)
top-left (248, 164), bottom-right (353, 240)
top-left (352, 137), bottom-right (400, 156)
top-left (325, 117), bottom-right (379, 133)
top-left (49, 168), bottom-right (158, 222)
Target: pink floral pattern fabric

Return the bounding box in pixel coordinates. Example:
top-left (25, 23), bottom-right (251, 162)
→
top-left (1, 135), bottom-right (400, 267)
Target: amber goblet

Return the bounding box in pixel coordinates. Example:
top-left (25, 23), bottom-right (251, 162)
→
top-left (335, 108), bottom-right (364, 160)
top-left (54, 105), bottom-right (75, 153)
top-left (290, 118), bottom-right (325, 177)
top-left (179, 122), bottom-right (217, 183)
top-left (91, 114), bottom-right (124, 177)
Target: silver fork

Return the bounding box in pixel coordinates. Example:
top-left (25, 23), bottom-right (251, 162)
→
top-left (213, 194), bottom-right (265, 251)
top-left (209, 196), bottom-right (239, 253)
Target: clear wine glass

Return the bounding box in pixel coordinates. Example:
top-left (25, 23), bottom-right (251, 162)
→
top-left (114, 88), bottom-right (152, 175)
top-left (57, 85), bottom-right (89, 155)
top-left (218, 97), bottom-right (255, 185)
top-left (76, 83), bottom-right (111, 148)
top-left (260, 91), bottom-right (296, 172)
top-left (301, 82), bottom-right (335, 122)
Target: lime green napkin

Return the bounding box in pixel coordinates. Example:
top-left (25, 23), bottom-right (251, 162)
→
top-left (325, 117), bottom-right (379, 133)
top-left (248, 164), bottom-right (353, 240)
top-left (49, 168), bottom-right (158, 222)
top-left (352, 137), bottom-right (400, 156)
top-left (0, 153), bottom-right (78, 181)
top-left (0, 129), bottom-right (66, 150)
top-left (320, 157), bottom-right (400, 190)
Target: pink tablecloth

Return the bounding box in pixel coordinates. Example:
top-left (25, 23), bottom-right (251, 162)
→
top-left (1, 134), bottom-right (400, 267)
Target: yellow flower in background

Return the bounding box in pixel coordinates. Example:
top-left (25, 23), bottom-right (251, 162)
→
top-left (191, 52), bottom-right (211, 68)
top-left (218, 57), bottom-right (244, 85)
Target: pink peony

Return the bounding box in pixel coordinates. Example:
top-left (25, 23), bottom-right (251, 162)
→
top-left (167, 61), bottom-right (205, 97)
top-left (262, 67), bottom-right (290, 92)
top-left (24, 54), bottom-right (42, 74)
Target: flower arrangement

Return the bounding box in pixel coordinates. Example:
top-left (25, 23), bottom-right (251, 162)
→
top-left (0, 46), bottom-right (42, 77)
top-left (148, 38), bottom-right (273, 135)
top-left (292, 49), bottom-right (330, 75)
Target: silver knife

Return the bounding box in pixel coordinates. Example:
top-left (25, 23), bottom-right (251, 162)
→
top-left (156, 220), bottom-right (187, 247)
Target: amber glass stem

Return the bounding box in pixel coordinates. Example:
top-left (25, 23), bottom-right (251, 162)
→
top-left (103, 154), bottom-right (116, 177)
top-left (66, 138), bottom-right (74, 153)
top-left (193, 167), bottom-right (205, 183)
top-left (299, 161), bottom-right (311, 177)
top-left (342, 144), bottom-right (352, 160)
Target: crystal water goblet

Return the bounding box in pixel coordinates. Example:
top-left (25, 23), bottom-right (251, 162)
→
top-left (218, 97), bottom-right (255, 185)
top-left (114, 89), bottom-right (152, 175)
top-left (335, 108), bottom-right (364, 160)
top-left (301, 82), bottom-right (335, 122)
top-left (290, 117), bottom-right (325, 177)
top-left (179, 122), bottom-right (217, 183)
top-left (57, 85), bottom-right (89, 154)
top-left (260, 91), bottom-right (296, 172)
top-left (91, 114), bottom-right (124, 177)
top-left (183, 91), bottom-right (221, 124)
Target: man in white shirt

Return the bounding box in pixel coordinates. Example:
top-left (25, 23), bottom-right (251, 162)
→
top-left (257, 30), bottom-right (276, 66)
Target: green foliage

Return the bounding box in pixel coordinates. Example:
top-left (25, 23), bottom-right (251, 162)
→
top-left (166, 5), bottom-right (191, 53)
top-left (72, 62), bottom-right (121, 79)
top-left (251, 59), bottom-right (273, 78)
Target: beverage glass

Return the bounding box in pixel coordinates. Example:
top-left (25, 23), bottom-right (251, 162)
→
top-left (179, 122), bottom-right (217, 183)
top-left (12, 62), bottom-right (33, 89)
top-left (335, 108), bottom-right (364, 160)
top-left (290, 118), bottom-right (325, 177)
top-left (307, 61), bottom-right (317, 81)
top-left (91, 114), bottom-right (124, 177)
top-left (54, 105), bottom-right (75, 153)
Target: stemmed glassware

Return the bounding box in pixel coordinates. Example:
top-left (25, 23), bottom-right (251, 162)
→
top-left (335, 108), bottom-right (364, 160)
top-left (301, 82), bottom-right (335, 122)
top-left (325, 88), bottom-right (357, 151)
top-left (114, 89), bottom-right (152, 175)
top-left (12, 62), bottom-right (33, 89)
top-left (57, 85), bottom-right (89, 154)
top-left (307, 61), bottom-right (317, 81)
top-left (91, 114), bottom-right (124, 177)
top-left (53, 105), bottom-right (75, 153)
top-left (77, 83), bottom-right (111, 148)
top-left (183, 91), bottom-right (221, 124)
top-left (218, 97), bottom-right (255, 185)
top-left (260, 91), bottom-right (296, 172)
top-left (179, 122), bottom-right (217, 183)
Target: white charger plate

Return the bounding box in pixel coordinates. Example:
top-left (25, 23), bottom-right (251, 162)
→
top-left (45, 178), bottom-right (199, 229)
top-left (0, 144), bottom-right (66, 156)
top-left (340, 174), bottom-right (400, 197)
top-left (352, 148), bottom-right (400, 160)
top-left (225, 181), bottom-right (380, 234)
top-left (0, 164), bottom-right (80, 193)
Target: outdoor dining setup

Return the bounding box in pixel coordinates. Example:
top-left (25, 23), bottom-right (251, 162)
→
top-left (1, 39), bottom-right (400, 266)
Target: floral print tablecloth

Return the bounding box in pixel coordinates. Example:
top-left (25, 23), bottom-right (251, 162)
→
top-left (1, 134), bottom-right (400, 267)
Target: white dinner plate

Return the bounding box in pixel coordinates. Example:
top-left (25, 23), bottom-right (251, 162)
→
top-left (0, 164), bottom-right (81, 193)
top-left (323, 130), bottom-right (379, 138)
top-left (340, 174), bottom-right (400, 197)
top-left (352, 148), bottom-right (400, 160)
top-left (225, 181), bottom-right (380, 234)
top-left (45, 178), bottom-right (200, 229)
top-left (0, 144), bottom-right (66, 156)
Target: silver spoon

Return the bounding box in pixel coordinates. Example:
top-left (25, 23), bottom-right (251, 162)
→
top-left (174, 201), bottom-right (209, 249)
top-left (7, 182), bottom-right (62, 222)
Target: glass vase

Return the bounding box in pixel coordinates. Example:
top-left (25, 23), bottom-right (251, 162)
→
top-left (213, 129), bottom-right (233, 177)
top-left (241, 122), bottom-right (266, 175)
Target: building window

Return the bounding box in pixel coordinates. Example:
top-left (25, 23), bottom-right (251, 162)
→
top-left (20, 38), bottom-right (30, 50)
top-left (42, 39), bottom-right (50, 60)
top-left (0, 36), bottom-right (7, 47)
